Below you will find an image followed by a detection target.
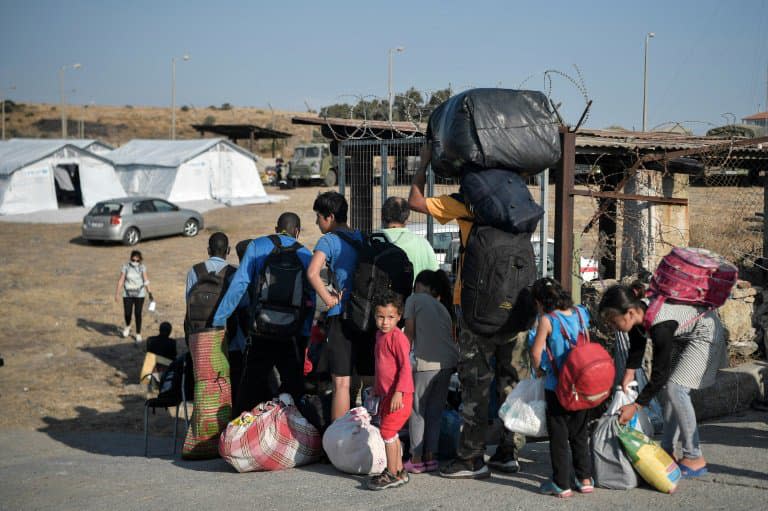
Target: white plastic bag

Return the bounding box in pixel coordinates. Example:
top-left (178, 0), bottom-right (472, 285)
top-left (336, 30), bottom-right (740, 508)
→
top-left (498, 377), bottom-right (547, 437)
top-left (322, 407), bottom-right (387, 475)
top-left (605, 382), bottom-right (653, 436)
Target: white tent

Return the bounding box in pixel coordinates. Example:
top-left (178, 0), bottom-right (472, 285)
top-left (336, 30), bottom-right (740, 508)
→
top-left (0, 139), bottom-right (125, 215)
top-left (9, 138), bottom-right (115, 155)
top-left (107, 138), bottom-right (267, 202)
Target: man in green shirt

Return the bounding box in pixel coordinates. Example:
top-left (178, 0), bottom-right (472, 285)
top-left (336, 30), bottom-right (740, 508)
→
top-left (380, 196), bottom-right (438, 283)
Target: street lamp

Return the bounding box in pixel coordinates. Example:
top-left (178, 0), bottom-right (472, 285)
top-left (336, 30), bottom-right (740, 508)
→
top-left (1, 85), bottom-right (16, 140)
top-left (171, 54), bottom-right (190, 140)
top-left (642, 32), bottom-right (655, 132)
top-left (387, 46), bottom-right (405, 123)
top-left (59, 63), bottom-right (82, 138)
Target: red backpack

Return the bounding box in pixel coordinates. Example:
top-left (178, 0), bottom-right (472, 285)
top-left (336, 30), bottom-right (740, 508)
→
top-left (644, 247), bottom-right (737, 331)
top-left (546, 307), bottom-right (615, 411)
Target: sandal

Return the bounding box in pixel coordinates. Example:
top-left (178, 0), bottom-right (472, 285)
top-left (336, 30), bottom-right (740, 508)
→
top-left (404, 460), bottom-right (427, 474)
top-left (573, 477), bottom-right (594, 494)
top-left (679, 463), bottom-right (708, 478)
top-left (540, 480), bottom-right (573, 498)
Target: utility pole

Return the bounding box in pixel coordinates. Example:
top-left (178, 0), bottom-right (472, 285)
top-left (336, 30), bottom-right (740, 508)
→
top-left (171, 54), bottom-right (190, 140)
top-left (642, 32), bottom-right (655, 131)
top-left (59, 63), bottom-right (82, 138)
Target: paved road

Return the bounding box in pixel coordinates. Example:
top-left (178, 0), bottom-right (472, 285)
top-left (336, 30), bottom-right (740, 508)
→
top-left (1, 411), bottom-right (766, 511)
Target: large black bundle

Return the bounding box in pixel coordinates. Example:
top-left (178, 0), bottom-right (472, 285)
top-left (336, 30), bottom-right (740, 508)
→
top-left (461, 169), bottom-right (544, 234)
top-left (427, 88), bottom-right (561, 178)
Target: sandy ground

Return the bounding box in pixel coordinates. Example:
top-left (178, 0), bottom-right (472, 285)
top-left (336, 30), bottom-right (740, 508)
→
top-left (0, 186), bottom-right (326, 434)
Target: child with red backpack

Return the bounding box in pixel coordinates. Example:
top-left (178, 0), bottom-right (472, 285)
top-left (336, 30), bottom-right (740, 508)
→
top-left (528, 278), bottom-right (594, 498)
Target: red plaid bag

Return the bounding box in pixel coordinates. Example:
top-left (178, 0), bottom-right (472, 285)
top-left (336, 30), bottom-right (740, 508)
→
top-left (219, 394), bottom-right (322, 472)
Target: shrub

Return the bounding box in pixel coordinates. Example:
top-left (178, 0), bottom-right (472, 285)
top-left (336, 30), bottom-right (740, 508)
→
top-left (125, 105), bottom-right (133, 109)
top-left (203, 115), bottom-right (216, 126)
top-left (220, 102), bottom-right (232, 111)
top-left (181, 105), bottom-right (190, 112)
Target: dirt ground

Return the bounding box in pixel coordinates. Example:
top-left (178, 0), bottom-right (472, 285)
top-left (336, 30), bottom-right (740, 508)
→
top-left (0, 184), bottom-right (761, 435)
top-left (0, 186), bottom-right (330, 434)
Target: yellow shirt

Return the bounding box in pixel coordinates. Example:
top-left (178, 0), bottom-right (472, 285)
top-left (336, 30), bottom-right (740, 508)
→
top-left (425, 195), bottom-right (473, 305)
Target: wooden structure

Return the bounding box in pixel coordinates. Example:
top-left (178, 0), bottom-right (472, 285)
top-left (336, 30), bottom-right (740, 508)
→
top-left (191, 124), bottom-right (292, 155)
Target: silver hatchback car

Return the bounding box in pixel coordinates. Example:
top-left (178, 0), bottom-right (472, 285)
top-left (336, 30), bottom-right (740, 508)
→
top-left (81, 197), bottom-right (204, 246)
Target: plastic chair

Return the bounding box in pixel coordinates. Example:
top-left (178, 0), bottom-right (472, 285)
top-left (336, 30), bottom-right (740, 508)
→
top-left (143, 357), bottom-right (191, 457)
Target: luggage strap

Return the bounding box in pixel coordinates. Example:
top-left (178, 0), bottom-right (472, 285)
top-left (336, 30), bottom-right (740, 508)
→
top-left (544, 306), bottom-right (589, 374)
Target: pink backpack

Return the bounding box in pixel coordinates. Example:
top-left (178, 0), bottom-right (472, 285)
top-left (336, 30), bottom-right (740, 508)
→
top-left (546, 308), bottom-right (615, 411)
top-left (644, 247), bottom-right (737, 330)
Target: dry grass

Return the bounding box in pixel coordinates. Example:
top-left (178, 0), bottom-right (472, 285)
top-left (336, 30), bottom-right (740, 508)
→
top-left (3, 102), bottom-right (316, 156)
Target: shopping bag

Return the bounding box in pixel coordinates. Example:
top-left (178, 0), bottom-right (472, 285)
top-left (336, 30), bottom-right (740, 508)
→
top-left (605, 382), bottom-right (653, 436)
top-left (498, 377), bottom-right (547, 437)
top-left (591, 415), bottom-right (638, 489)
top-left (618, 425), bottom-right (681, 494)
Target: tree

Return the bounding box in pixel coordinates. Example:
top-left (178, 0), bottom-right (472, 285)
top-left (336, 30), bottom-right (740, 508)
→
top-left (320, 103), bottom-right (354, 118)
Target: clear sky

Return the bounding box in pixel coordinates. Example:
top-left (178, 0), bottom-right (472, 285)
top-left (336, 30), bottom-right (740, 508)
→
top-left (1, 0), bottom-right (767, 133)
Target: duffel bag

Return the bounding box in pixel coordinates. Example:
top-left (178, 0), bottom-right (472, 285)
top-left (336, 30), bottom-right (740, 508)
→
top-left (322, 407), bottom-right (386, 475)
top-left (427, 88), bottom-right (561, 178)
top-left (219, 394), bottom-right (322, 472)
top-left (461, 169), bottom-right (544, 233)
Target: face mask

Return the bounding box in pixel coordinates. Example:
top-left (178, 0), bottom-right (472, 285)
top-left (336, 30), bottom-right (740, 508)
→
top-left (130, 261), bottom-right (140, 267)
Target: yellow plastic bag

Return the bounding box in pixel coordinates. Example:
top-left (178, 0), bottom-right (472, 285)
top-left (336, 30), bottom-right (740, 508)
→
top-left (618, 426), bottom-right (681, 493)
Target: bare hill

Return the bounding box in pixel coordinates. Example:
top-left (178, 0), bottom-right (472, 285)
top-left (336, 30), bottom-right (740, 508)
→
top-left (2, 102), bottom-right (317, 156)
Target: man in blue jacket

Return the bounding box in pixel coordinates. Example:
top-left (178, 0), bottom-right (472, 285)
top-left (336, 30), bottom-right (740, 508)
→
top-left (213, 212), bottom-right (314, 415)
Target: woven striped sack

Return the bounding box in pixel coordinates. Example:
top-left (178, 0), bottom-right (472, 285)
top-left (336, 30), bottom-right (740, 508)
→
top-left (219, 394), bottom-right (322, 472)
top-left (182, 328), bottom-right (232, 460)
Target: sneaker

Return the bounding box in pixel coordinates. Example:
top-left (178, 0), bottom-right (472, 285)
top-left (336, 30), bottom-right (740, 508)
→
top-left (122, 326), bottom-right (130, 338)
top-left (439, 457), bottom-right (490, 479)
top-left (487, 448), bottom-right (520, 473)
top-left (540, 480), bottom-right (573, 498)
top-left (397, 469), bottom-right (410, 485)
top-left (367, 469), bottom-right (405, 491)
top-left (135, 334), bottom-right (142, 344)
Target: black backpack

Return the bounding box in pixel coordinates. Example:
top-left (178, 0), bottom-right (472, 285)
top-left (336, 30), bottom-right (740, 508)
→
top-left (157, 353), bottom-right (195, 404)
top-left (249, 235), bottom-right (311, 339)
top-left (334, 231), bottom-right (414, 333)
top-left (185, 263), bottom-right (236, 335)
top-left (460, 225), bottom-right (537, 336)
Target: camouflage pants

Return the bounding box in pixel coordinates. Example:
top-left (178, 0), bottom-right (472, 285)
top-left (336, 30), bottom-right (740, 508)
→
top-left (456, 314), bottom-right (530, 460)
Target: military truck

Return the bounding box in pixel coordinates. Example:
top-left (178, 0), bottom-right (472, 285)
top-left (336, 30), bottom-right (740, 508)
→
top-left (287, 143), bottom-right (337, 186)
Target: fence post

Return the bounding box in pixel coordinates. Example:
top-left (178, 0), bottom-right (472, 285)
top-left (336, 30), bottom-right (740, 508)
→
top-left (426, 163), bottom-right (435, 245)
top-left (338, 142), bottom-right (346, 196)
top-left (539, 168), bottom-right (549, 278)
top-left (555, 130), bottom-right (575, 294)
top-left (381, 142), bottom-right (388, 213)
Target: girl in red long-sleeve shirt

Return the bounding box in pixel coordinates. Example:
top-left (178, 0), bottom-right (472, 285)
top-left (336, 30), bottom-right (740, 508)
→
top-left (367, 290), bottom-right (414, 491)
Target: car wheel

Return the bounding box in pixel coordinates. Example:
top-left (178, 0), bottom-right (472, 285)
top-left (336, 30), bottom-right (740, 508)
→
top-left (183, 218), bottom-right (200, 237)
top-left (122, 227), bottom-right (140, 246)
top-left (324, 170), bottom-right (337, 187)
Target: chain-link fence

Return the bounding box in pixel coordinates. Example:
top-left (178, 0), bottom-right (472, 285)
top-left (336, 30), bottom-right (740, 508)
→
top-left (338, 137), bottom-right (556, 279)
top-left (576, 150), bottom-right (765, 281)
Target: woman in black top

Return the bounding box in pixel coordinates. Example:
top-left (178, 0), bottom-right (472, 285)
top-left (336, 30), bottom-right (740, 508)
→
top-left (599, 283), bottom-right (725, 478)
